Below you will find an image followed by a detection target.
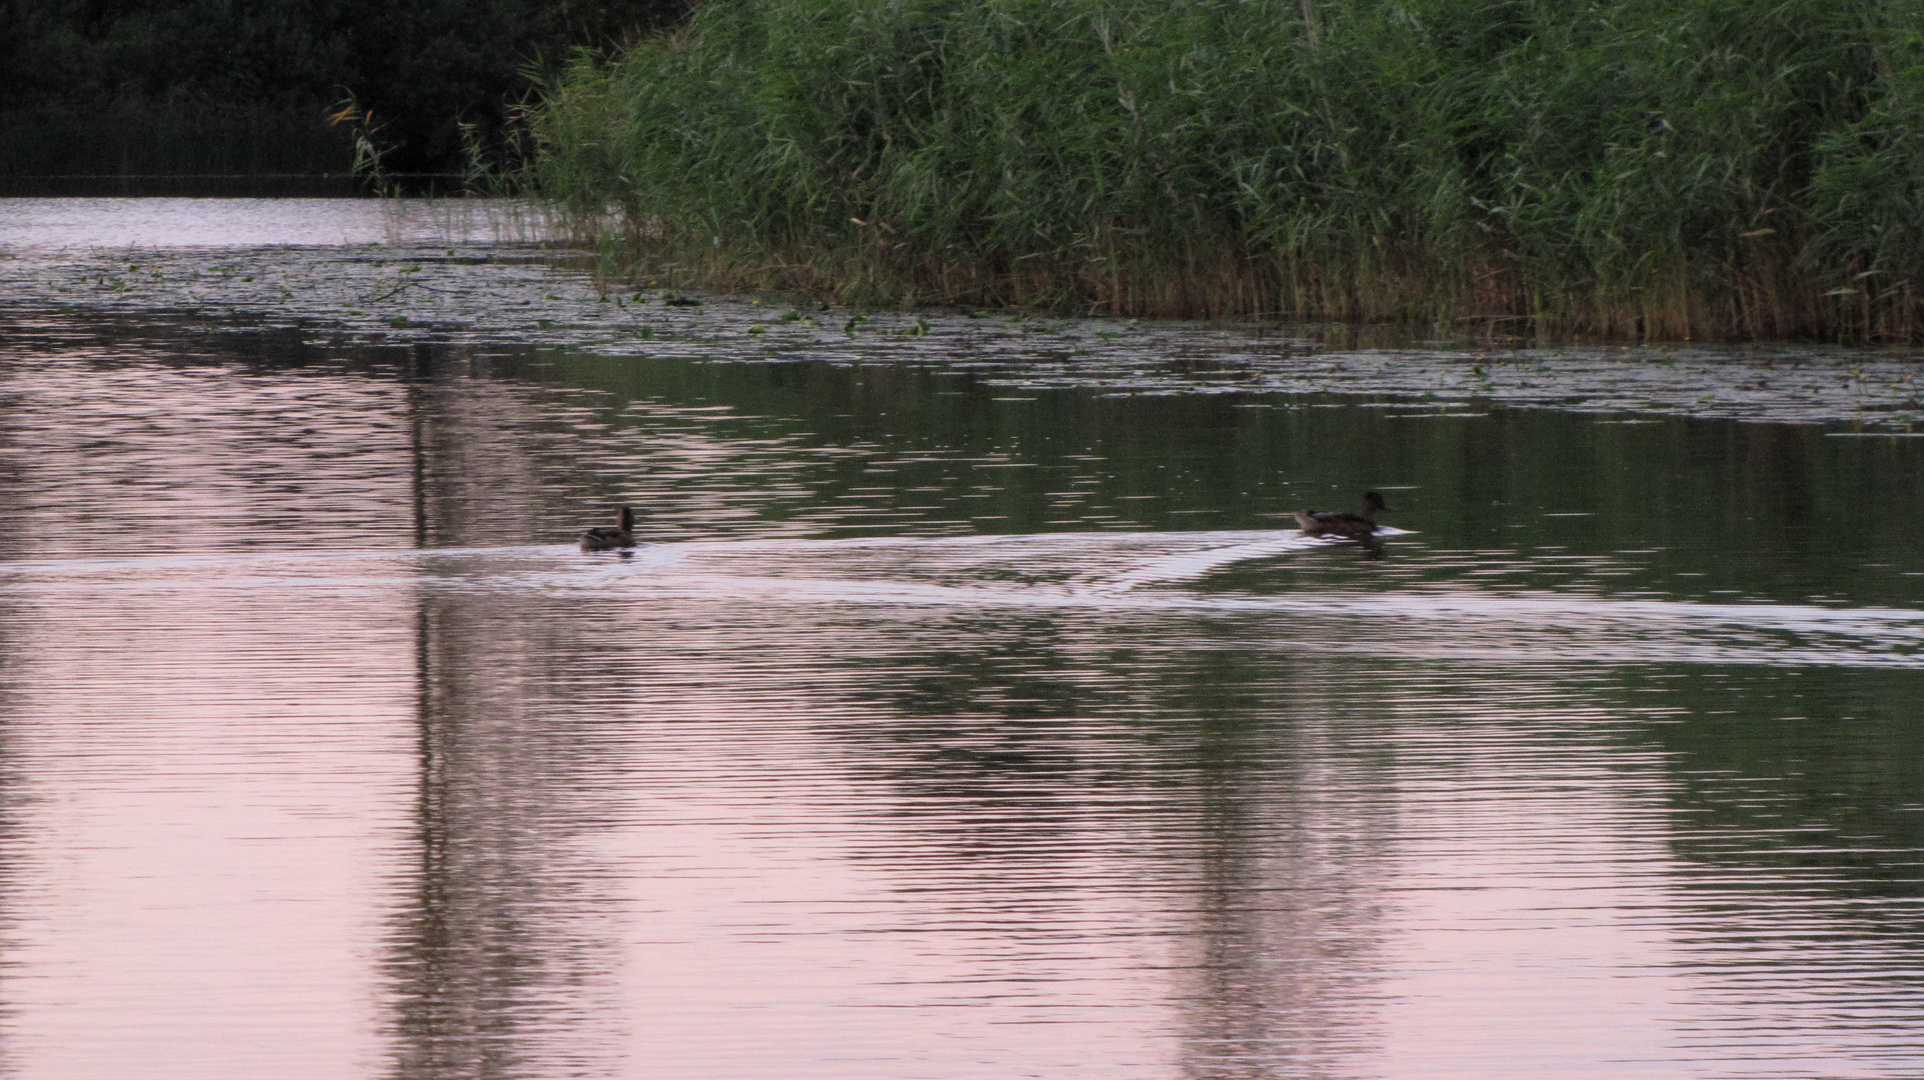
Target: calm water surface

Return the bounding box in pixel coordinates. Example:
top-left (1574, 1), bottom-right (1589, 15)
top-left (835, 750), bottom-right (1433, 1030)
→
top-left (1, 200), bottom-right (1921, 1079)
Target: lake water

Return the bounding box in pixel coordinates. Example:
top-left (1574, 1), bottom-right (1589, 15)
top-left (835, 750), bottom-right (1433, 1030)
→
top-left (2, 198), bottom-right (1922, 1079)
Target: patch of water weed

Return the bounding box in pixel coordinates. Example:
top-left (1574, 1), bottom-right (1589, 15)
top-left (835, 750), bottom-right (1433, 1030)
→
top-left (5, 230), bottom-right (1922, 433)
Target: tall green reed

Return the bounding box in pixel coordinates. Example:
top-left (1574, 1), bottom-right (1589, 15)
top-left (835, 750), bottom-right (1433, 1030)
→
top-left (535, 0), bottom-right (1924, 340)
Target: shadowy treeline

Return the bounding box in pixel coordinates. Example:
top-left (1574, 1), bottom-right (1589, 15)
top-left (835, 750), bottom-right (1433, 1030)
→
top-left (1, 0), bottom-right (691, 193)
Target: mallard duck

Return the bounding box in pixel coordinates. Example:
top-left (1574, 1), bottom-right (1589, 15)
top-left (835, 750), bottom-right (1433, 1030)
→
top-left (1294, 491), bottom-right (1391, 538)
top-left (580, 506), bottom-right (636, 551)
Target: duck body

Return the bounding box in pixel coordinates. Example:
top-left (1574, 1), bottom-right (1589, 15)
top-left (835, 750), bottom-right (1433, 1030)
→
top-left (580, 506), bottom-right (636, 551)
top-left (1293, 491), bottom-right (1391, 538)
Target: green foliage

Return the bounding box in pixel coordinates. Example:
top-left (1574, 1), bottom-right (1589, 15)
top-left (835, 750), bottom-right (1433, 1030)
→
top-left (535, 0), bottom-right (1924, 339)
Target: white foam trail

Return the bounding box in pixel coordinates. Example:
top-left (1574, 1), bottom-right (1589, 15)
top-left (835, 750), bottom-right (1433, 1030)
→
top-left (6, 529), bottom-right (1922, 668)
top-left (1086, 533), bottom-right (1324, 592)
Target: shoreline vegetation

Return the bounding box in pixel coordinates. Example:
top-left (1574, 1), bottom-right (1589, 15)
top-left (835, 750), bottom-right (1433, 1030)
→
top-left (532, 0), bottom-right (1924, 342)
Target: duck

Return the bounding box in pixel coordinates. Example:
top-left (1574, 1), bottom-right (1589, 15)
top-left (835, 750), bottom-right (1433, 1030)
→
top-left (1294, 491), bottom-right (1391, 539)
top-left (580, 506), bottom-right (636, 551)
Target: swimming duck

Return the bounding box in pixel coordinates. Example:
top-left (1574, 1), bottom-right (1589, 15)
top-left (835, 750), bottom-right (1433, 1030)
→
top-left (1294, 491), bottom-right (1391, 539)
top-left (580, 506), bottom-right (636, 551)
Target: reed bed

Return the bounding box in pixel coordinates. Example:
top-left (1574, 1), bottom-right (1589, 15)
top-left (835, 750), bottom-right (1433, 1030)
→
top-left (533, 0), bottom-right (1924, 340)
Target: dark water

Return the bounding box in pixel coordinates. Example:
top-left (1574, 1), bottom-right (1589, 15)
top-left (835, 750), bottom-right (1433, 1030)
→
top-left (2, 202), bottom-right (1923, 1079)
